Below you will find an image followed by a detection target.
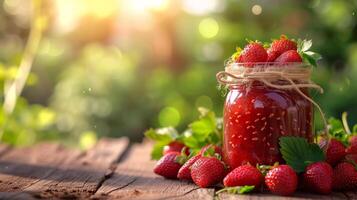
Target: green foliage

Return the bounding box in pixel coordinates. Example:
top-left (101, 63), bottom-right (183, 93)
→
top-left (279, 137), bottom-right (325, 173)
top-left (144, 127), bottom-right (179, 159)
top-left (0, 98), bottom-right (56, 146)
top-left (327, 113), bottom-right (357, 145)
top-left (145, 108), bottom-right (222, 160)
top-left (216, 186), bottom-right (255, 195)
top-left (297, 39), bottom-right (322, 67)
top-left (0, 0), bottom-right (356, 146)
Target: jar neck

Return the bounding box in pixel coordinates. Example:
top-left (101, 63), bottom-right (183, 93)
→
top-left (228, 80), bottom-right (305, 90)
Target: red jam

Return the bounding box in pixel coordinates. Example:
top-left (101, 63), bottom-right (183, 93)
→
top-left (222, 81), bottom-right (313, 169)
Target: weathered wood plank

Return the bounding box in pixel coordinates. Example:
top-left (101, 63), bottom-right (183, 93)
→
top-left (0, 138), bottom-right (129, 199)
top-left (93, 142), bottom-right (215, 200)
top-left (0, 143), bottom-right (74, 192)
top-left (0, 192), bottom-right (38, 200)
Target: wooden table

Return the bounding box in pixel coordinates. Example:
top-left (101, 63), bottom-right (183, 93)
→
top-left (0, 138), bottom-right (355, 200)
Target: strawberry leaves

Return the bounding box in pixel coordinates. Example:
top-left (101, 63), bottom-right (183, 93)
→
top-left (145, 108), bottom-right (223, 160)
top-left (326, 112), bottom-right (357, 146)
top-left (279, 136), bottom-right (325, 173)
top-left (216, 185), bottom-right (255, 195)
top-left (297, 39), bottom-right (322, 67)
top-left (145, 127), bottom-right (179, 160)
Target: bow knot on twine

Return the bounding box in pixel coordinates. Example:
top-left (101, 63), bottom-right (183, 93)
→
top-left (216, 63), bottom-right (328, 134)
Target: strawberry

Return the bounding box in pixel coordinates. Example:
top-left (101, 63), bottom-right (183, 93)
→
top-left (332, 162), bottom-right (357, 191)
top-left (319, 139), bottom-right (346, 166)
top-left (346, 135), bottom-right (357, 154)
top-left (191, 156), bottom-right (225, 188)
top-left (265, 165), bottom-right (298, 196)
top-left (223, 164), bottom-right (263, 187)
top-left (177, 155), bottom-right (201, 180)
top-left (199, 144), bottom-right (222, 156)
top-left (267, 49), bottom-right (280, 62)
top-left (270, 35), bottom-right (297, 56)
top-left (163, 141), bottom-right (189, 156)
top-left (275, 50), bottom-right (302, 63)
top-left (345, 154), bottom-right (357, 164)
top-left (154, 152), bottom-right (182, 179)
top-left (237, 42), bottom-right (267, 65)
top-left (303, 162), bottom-right (333, 194)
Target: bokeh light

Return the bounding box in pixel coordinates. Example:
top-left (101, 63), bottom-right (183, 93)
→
top-left (252, 5), bottom-right (262, 15)
top-left (199, 18), bottom-right (219, 39)
top-left (159, 107), bottom-right (181, 127)
top-left (0, 0), bottom-right (356, 146)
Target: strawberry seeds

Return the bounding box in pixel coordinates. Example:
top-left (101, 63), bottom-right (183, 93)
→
top-left (148, 35), bottom-right (357, 196)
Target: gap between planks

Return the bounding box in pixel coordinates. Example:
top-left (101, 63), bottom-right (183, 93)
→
top-left (92, 141), bottom-right (215, 200)
top-left (93, 141), bottom-right (355, 200)
top-left (0, 137), bottom-right (129, 199)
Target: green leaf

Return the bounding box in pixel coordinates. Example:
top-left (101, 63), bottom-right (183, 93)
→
top-left (301, 40), bottom-right (312, 52)
top-left (328, 117), bottom-right (350, 145)
top-left (353, 124), bottom-right (357, 134)
top-left (181, 130), bottom-right (200, 148)
top-left (151, 142), bottom-right (167, 160)
top-left (279, 136), bottom-right (325, 173)
top-left (145, 127), bottom-right (179, 160)
top-left (231, 47), bottom-right (242, 60)
top-left (302, 53), bottom-right (317, 67)
top-left (297, 39), bottom-right (321, 67)
top-left (304, 51), bottom-right (322, 60)
top-left (216, 186), bottom-right (255, 195)
top-left (190, 118), bottom-right (215, 136)
top-left (190, 107), bottom-right (216, 140)
top-left (144, 127), bottom-right (178, 142)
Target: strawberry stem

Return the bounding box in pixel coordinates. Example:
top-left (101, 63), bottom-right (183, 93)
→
top-left (342, 112), bottom-right (351, 135)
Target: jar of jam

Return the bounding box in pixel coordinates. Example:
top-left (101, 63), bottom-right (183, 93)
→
top-left (220, 64), bottom-right (313, 169)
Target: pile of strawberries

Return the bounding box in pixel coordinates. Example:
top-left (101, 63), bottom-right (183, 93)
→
top-left (231, 35), bottom-right (319, 66)
top-left (153, 135), bottom-right (357, 196)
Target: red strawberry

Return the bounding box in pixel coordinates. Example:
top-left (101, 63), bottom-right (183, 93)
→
top-left (223, 164), bottom-right (263, 187)
top-left (199, 144), bottom-right (222, 156)
top-left (163, 141), bottom-right (189, 155)
top-left (270, 35), bottom-right (297, 56)
top-left (332, 162), bottom-right (357, 191)
top-left (267, 49), bottom-right (280, 62)
top-left (154, 152), bottom-right (182, 179)
top-left (303, 162), bottom-right (333, 194)
top-left (265, 165), bottom-right (298, 196)
top-left (177, 155), bottom-right (201, 180)
top-left (237, 42), bottom-right (267, 65)
top-left (275, 50), bottom-right (302, 63)
top-left (191, 156), bottom-right (225, 188)
top-left (345, 154), bottom-right (357, 164)
top-left (319, 139), bottom-right (346, 166)
top-left (346, 136), bottom-right (357, 154)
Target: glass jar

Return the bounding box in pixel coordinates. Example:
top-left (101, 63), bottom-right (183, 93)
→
top-left (222, 70), bottom-right (313, 169)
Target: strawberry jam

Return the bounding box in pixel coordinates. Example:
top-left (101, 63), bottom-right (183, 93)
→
top-left (223, 81), bottom-right (313, 169)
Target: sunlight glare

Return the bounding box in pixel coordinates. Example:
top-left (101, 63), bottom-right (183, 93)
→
top-left (182, 0), bottom-right (225, 16)
top-left (126, 0), bottom-right (169, 13)
top-left (54, 0), bottom-right (117, 33)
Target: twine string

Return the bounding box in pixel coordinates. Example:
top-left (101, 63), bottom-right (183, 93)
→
top-left (216, 64), bottom-right (328, 134)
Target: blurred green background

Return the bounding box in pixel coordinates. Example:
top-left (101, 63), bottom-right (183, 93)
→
top-left (0, 0), bottom-right (356, 148)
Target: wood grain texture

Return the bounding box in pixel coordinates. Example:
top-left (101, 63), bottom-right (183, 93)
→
top-left (93, 142), bottom-right (215, 200)
top-left (0, 139), bottom-right (355, 200)
top-left (0, 138), bottom-right (129, 199)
